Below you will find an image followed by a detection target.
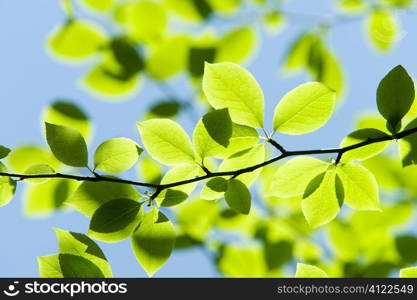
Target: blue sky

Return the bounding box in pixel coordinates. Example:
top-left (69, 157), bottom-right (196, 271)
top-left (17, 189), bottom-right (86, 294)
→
top-left (1, 0), bottom-right (417, 277)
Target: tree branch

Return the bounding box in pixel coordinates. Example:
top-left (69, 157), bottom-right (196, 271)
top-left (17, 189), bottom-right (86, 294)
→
top-left (1, 126), bottom-right (416, 196)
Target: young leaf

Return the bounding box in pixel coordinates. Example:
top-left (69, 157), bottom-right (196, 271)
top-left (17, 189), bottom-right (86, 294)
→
top-left (336, 163), bottom-right (381, 211)
top-left (269, 157), bottom-right (329, 198)
top-left (94, 137), bottom-right (142, 174)
top-left (157, 164), bottom-right (200, 207)
top-left (0, 146), bottom-right (11, 159)
top-left (218, 144), bottom-right (265, 186)
top-left (273, 82), bottom-right (336, 134)
top-left (200, 177), bottom-right (228, 200)
top-left (43, 100), bottom-right (92, 142)
top-left (302, 169), bottom-right (342, 228)
top-left (38, 255), bottom-right (63, 278)
top-left (215, 27), bottom-right (256, 63)
top-left (202, 62), bottom-right (264, 128)
top-left (25, 179), bottom-right (76, 215)
top-left (80, 0), bottom-right (114, 12)
top-left (47, 20), bottom-right (106, 60)
top-left (399, 118), bottom-right (417, 167)
top-left (88, 198), bottom-right (142, 243)
top-left (295, 263), bottom-right (328, 278)
top-left (7, 146), bottom-right (60, 173)
top-left (45, 123), bottom-right (88, 167)
top-left (193, 108), bottom-right (233, 160)
top-left (224, 179), bottom-right (251, 215)
top-left (54, 228), bottom-right (112, 277)
top-left (218, 246), bottom-right (266, 277)
top-left (0, 162), bottom-right (16, 207)
top-left (377, 65), bottom-right (415, 133)
top-left (340, 128), bottom-right (389, 162)
top-left (284, 33), bottom-right (317, 72)
top-left (131, 209), bottom-right (175, 277)
top-left (67, 181), bottom-right (140, 217)
top-left (137, 119), bottom-right (195, 165)
top-left (24, 164), bottom-right (55, 184)
top-left (399, 266), bottom-right (417, 278)
top-left (59, 254), bottom-right (105, 278)
top-left (367, 10), bottom-right (398, 51)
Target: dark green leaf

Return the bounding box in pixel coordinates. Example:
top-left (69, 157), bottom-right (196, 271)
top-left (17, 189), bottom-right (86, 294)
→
top-left (224, 179), bottom-right (251, 215)
top-left (59, 254), bottom-right (105, 278)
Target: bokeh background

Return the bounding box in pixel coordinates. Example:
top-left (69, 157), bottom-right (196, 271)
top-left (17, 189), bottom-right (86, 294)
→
top-left (1, 0), bottom-right (417, 277)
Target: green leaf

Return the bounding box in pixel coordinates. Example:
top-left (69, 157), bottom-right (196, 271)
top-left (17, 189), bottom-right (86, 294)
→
top-left (400, 266), bottom-right (417, 278)
top-left (0, 162), bottom-right (16, 207)
top-left (269, 157), bottom-right (330, 198)
top-left (340, 128), bottom-right (389, 162)
top-left (67, 181), bottom-right (140, 217)
top-left (0, 146), bottom-right (11, 159)
top-left (7, 146), bottom-right (60, 173)
top-left (137, 156), bottom-right (162, 184)
top-left (89, 198), bottom-right (142, 243)
top-left (295, 263), bottom-right (328, 278)
top-left (80, 0), bottom-right (114, 12)
top-left (218, 246), bottom-right (266, 277)
top-left (399, 118), bottom-right (417, 167)
top-left (47, 20), bottom-right (106, 60)
top-left (302, 169), bottom-right (342, 228)
top-left (94, 137), bottom-right (142, 174)
top-left (193, 108), bottom-right (233, 160)
top-left (177, 199), bottom-right (219, 240)
top-left (38, 255), bottom-right (63, 278)
top-left (215, 123), bottom-right (259, 158)
top-left (203, 62), bottom-right (264, 128)
top-left (109, 37), bottom-right (145, 79)
top-left (124, 1), bottom-right (167, 43)
top-left (45, 123), bottom-right (88, 167)
top-left (147, 35), bottom-right (189, 80)
top-left (59, 254), bottom-right (105, 278)
top-left (367, 10), bottom-right (398, 51)
top-left (273, 82), bottom-right (336, 134)
top-left (218, 144), bottom-right (265, 186)
top-left (43, 100), bottom-right (92, 142)
top-left (224, 179), bottom-right (251, 214)
top-left (200, 177), bottom-right (228, 200)
top-left (24, 179), bottom-right (77, 215)
top-left (131, 209), bottom-right (175, 276)
top-left (54, 228), bottom-right (112, 277)
top-left (377, 65), bottom-right (415, 133)
top-left (188, 46), bottom-right (216, 77)
top-left (337, 163), bottom-right (380, 211)
top-left (146, 99), bottom-right (182, 119)
top-left (338, 0), bottom-right (366, 14)
top-left (284, 33), bottom-right (317, 72)
top-left (137, 119), bottom-right (195, 165)
top-left (24, 164), bottom-right (55, 184)
top-left (215, 28), bottom-right (256, 63)
top-left (157, 164), bottom-right (200, 207)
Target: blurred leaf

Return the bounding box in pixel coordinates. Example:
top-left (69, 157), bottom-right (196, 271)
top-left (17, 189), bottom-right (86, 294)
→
top-left (367, 10), bottom-right (398, 51)
top-left (146, 100), bottom-right (182, 119)
top-left (24, 164), bottom-right (55, 184)
top-left (177, 199), bottom-right (219, 240)
top-left (109, 37), bottom-right (144, 80)
top-left (80, 0), bottom-right (114, 12)
top-left (218, 246), bottom-right (266, 277)
top-left (48, 20), bottom-right (106, 60)
top-left (138, 156), bottom-right (162, 184)
top-left (216, 27), bottom-right (256, 63)
top-left (188, 47), bottom-right (216, 77)
top-left (400, 266), bottom-right (417, 278)
top-left (338, 0), bottom-right (366, 14)
top-left (25, 179), bottom-right (76, 215)
top-left (395, 235), bottom-right (417, 263)
top-left (7, 146), bottom-right (60, 173)
top-left (295, 263), bottom-right (328, 278)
